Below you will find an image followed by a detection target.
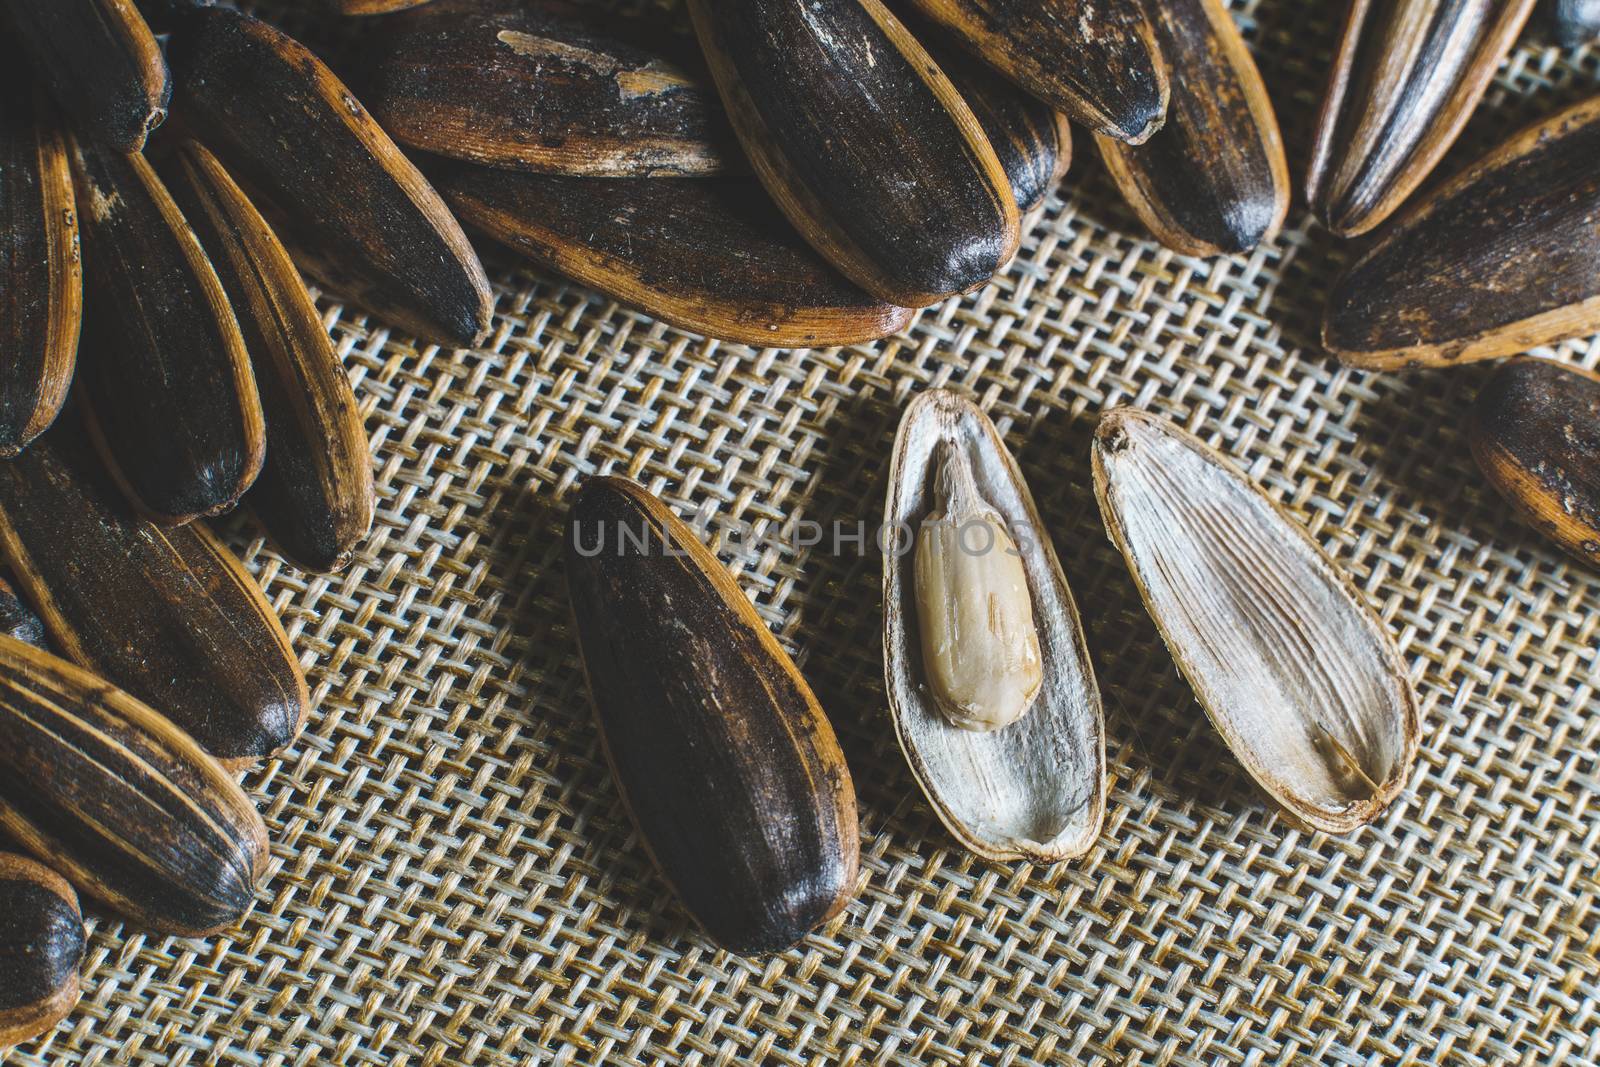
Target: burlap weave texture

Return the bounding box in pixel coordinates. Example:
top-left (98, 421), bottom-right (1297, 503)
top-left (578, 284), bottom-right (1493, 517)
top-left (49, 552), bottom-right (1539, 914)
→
top-left (4, 2), bottom-right (1597, 1064)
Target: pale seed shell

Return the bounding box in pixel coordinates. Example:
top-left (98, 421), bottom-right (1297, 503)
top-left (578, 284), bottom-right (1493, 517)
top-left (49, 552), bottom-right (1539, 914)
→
top-left (1091, 408), bottom-right (1420, 834)
top-left (884, 389), bottom-right (1105, 862)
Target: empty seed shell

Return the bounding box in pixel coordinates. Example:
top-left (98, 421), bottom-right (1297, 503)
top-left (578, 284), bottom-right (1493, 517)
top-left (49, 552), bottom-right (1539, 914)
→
top-left (688, 0), bottom-right (1019, 307)
top-left (0, 79), bottom-right (79, 458)
top-left (910, 28), bottom-right (1072, 213)
top-left (1092, 408), bottom-right (1419, 834)
top-left (1323, 95), bottom-right (1600, 370)
top-left (1470, 357), bottom-right (1600, 565)
top-left (436, 167), bottom-right (913, 347)
top-left (6, 0), bottom-right (170, 154)
top-left (365, 0), bottom-right (736, 177)
top-left (0, 579), bottom-right (46, 652)
top-left (903, 0), bottom-right (1168, 143)
top-left (1307, 0), bottom-right (1537, 238)
top-left (0, 432), bottom-right (309, 768)
top-left (566, 478), bottom-right (859, 954)
top-left (165, 6), bottom-right (493, 347)
top-left (1544, 0), bottom-right (1600, 44)
top-left (1095, 0), bottom-right (1287, 257)
top-left (0, 853), bottom-right (82, 1048)
top-left (884, 390), bottom-right (1104, 861)
top-left (70, 137), bottom-right (265, 524)
top-left (160, 140), bottom-right (374, 573)
top-left (0, 635), bottom-right (269, 935)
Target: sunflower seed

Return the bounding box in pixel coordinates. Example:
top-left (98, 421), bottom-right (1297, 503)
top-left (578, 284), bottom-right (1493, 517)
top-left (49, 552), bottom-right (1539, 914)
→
top-left (688, 0), bottom-right (1018, 307)
top-left (0, 78), bottom-right (79, 458)
top-left (1470, 357), bottom-right (1600, 566)
top-left (0, 853), bottom-right (82, 1048)
top-left (0, 636), bottom-right (268, 935)
top-left (566, 478), bottom-right (859, 955)
top-left (885, 390), bottom-right (1104, 861)
top-left (1095, 0), bottom-right (1287, 257)
top-left (1092, 408), bottom-right (1419, 834)
top-left (1307, 0), bottom-right (1537, 238)
top-left (159, 140), bottom-right (375, 573)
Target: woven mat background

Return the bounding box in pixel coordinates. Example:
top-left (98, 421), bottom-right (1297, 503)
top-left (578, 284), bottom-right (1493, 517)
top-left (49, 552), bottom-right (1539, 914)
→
top-left (5, 2), bottom-right (1598, 1064)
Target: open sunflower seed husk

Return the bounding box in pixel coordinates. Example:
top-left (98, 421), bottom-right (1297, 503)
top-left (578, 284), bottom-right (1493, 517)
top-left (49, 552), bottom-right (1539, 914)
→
top-left (0, 852), bottom-right (83, 1048)
top-left (1092, 408), bottom-right (1419, 834)
top-left (688, 0), bottom-right (1018, 308)
top-left (1095, 0), bottom-right (1287, 257)
top-left (1470, 357), bottom-right (1600, 567)
top-left (1323, 94), bottom-right (1600, 370)
top-left (159, 139), bottom-right (375, 574)
top-left (1307, 0), bottom-right (1537, 238)
top-left (70, 136), bottom-right (266, 525)
top-left (566, 477), bottom-right (859, 955)
top-left (0, 634), bottom-right (269, 936)
top-left (165, 4), bottom-right (493, 348)
top-left (902, 0), bottom-right (1168, 144)
top-left (0, 431), bottom-right (310, 769)
top-left (436, 167), bottom-right (914, 348)
top-left (884, 390), bottom-right (1104, 862)
top-left (6, 0), bottom-right (171, 154)
top-left (364, 0), bottom-right (737, 177)
top-left (0, 74), bottom-right (79, 459)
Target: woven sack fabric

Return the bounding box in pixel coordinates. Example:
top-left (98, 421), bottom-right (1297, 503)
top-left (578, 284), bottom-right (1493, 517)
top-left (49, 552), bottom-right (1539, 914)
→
top-left (5, 2), bottom-right (1598, 1064)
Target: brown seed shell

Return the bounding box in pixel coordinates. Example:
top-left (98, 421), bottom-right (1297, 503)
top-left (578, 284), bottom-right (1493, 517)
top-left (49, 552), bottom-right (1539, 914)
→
top-left (165, 5), bottom-right (493, 348)
top-left (1307, 0), bottom-right (1537, 238)
top-left (365, 0), bottom-right (737, 177)
top-left (902, 0), bottom-right (1168, 143)
top-left (0, 431), bottom-right (309, 768)
top-left (1470, 357), bottom-right (1600, 566)
top-left (0, 80), bottom-right (79, 459)
top-left (565, 478), bottom-right (859, 955)
top-left (6, 0), bottom-right (170, 154)
top-left (884, 390), bottom-right (1105, 862)
top-left (70, 137), bottom-right (266, 525)
top-left (1094, 0), bottom-right (1287, 257)
top-left (687, 0), bottom-right (1019, 307)
top-left (437, 167), bottom-right (913, 348)
top-left (1323, 95), bottom-right (1600, 370)
top-left (0, 853), bottom-right (82, 1048)
top-left (160, 140), bottom-right (375, 573)
top-left (0, 635), bottom-right (269, 935)
top-left (1092, 408), bottom-right (1420, 834)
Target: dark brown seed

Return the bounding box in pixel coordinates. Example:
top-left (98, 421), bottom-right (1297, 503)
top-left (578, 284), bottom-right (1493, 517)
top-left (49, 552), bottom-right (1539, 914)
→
top-left (1544, 0), bottom-right (1600, 44)
top-left (165, 6), bottom-right (493, 348)
top-left (70, 137), bottom-right (265, 524)
top-left (1323, 96), bottom-right (1600, 370)
top-left (0, 432), bottom-right (310, 768)
top-left (1095, 0), bottom-right (1287, 257)
top-left (0, 636), bottom-right (268, 935)
top-left (437, 167), bottom-right (914, 348)
top-left (159, 141), bottom-right (375, 573)
top-left (0, 579), bottom-right (47, 652)
top-left (908, 26), bottom-right (1072, 213)
top-left (0, 79), bottom-right (79, 459)
top-left (0, 853), bottom-right (82, 1048)
top-left (902, 0), bottom-right (1168, 143)
top-left (566, 478), bottom-right (859, 955)
top-left (1307, 0), bottom-right (1537, 238)
top-left (5, 0), bottom-right (170, 154)
top-left (687, 0), bottom-right (1019, 308)
top-left (1470, 358), bottom-right (1600, 565)
top-left (365, 0), bottom-right (737, 177)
